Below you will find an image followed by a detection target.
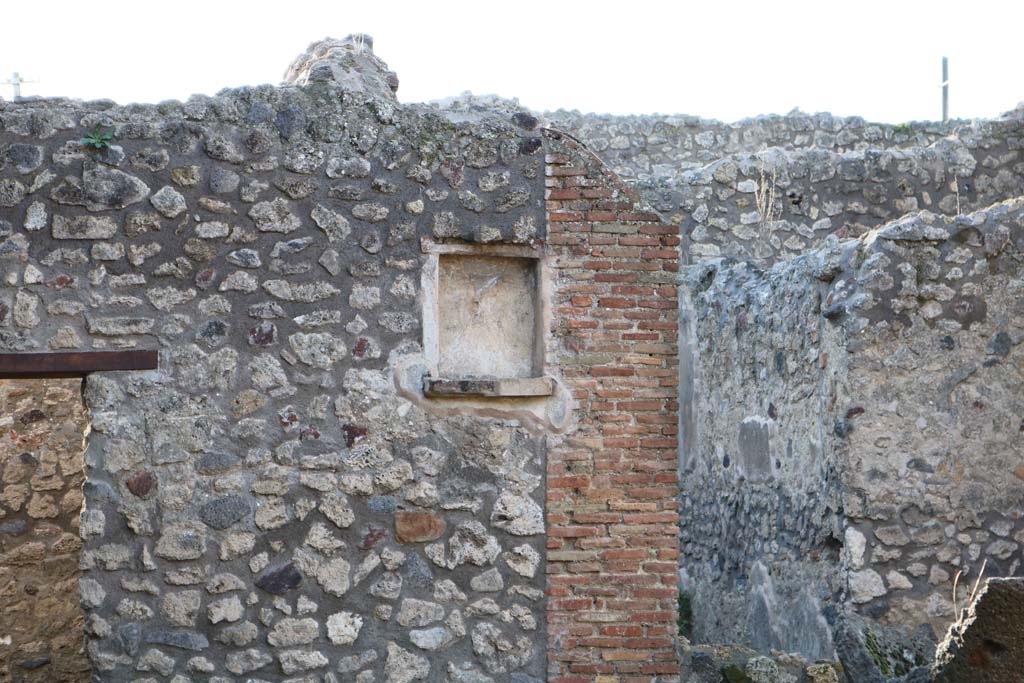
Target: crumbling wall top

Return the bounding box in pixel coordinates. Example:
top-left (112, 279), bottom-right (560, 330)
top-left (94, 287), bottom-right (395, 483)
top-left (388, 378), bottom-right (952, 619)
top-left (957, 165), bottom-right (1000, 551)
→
top-left (282, 34), bottom-right (399, 100)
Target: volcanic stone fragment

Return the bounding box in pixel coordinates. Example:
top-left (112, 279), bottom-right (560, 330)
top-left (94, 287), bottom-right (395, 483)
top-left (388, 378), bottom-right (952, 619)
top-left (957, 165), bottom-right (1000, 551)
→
top-left (249, 198), bottom-right (300, 233)
top-left (143, 630), bottom-right (209, 651)
top-left (385, 642), bottom-right (430, 683)
top-left (150, 185), bottom-right (187, 217)
top-left (199, 495), bottom-right (251, 529)
top-left (255, 562), bottom-right (303, 594)
top-left (17, 657), bottom-right (50, 670)
top-left (52, 215), bottom-right (118, 239)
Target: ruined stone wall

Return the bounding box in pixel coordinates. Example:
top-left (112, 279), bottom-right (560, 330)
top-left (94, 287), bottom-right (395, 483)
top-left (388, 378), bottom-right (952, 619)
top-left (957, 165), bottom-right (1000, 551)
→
top-left (0, 37), bottom-right (557, 683)
top-left (543, 133), bottom-right (681, 682)
top-left (0, 36), bottom-right (684, 683)
top-left (679, 198), bottom-right (1024, 671)
top-left (837, 201), bottom-right (1024, 643)
top-left (544, 111), bottom-right (956, 182)
top-left (545, 108), bottom-right (1024, 273)
top-left (0, 378), bottom-right (90, 682)
top-left (678, 256), bottom-right (847, 660)
top-left (644, 116), bottom-right (1024, 268)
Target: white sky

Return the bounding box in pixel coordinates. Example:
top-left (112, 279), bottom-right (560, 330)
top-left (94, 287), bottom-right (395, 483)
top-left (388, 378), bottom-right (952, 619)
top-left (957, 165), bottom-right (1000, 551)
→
top-left (2, 0), bottom-right (1022, 124)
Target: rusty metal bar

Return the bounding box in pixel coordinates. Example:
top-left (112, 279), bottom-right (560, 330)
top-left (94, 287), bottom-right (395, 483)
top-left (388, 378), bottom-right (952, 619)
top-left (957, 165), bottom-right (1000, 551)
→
top-left (0, 350), bottom-right (158, 378)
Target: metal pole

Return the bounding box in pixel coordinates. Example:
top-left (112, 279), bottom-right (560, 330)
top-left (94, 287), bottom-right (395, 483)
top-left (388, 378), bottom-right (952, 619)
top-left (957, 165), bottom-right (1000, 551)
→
top-left (4, 73), bottom-right (39, 101)
top-left (941, 57), bottom-right (949, 122)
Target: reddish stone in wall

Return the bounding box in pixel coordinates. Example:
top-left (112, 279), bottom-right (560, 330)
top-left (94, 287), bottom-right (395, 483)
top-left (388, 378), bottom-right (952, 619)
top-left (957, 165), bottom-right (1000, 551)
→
top-left (394, 511), bottom-right (446, 543)
top-left (125, 470), bottom-right (157, 498)
top-left (342, 424), bottom-right (368, 448)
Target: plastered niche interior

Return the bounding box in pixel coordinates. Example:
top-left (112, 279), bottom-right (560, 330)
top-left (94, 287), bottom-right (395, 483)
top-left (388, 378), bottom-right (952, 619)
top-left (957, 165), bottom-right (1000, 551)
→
top-left (0, 378), bottom-right (91, 682)
top-left (396, 240), bottom-right (572, 434)
top-left (437, 255), bottom-right (538, 380)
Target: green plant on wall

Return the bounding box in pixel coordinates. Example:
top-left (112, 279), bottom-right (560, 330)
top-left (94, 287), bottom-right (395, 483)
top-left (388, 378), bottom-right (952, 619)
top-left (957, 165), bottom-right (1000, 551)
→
top-left (678, 589), bottom-right (693, 639)
top-left (81, 125), bottom-right (114, 150)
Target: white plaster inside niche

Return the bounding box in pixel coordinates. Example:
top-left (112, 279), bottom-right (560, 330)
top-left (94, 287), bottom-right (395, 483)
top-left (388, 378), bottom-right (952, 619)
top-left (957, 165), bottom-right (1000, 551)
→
top-left (421, 239), bottom-right (547, 386)
top-left (438, 254), bottom-right (537, 378)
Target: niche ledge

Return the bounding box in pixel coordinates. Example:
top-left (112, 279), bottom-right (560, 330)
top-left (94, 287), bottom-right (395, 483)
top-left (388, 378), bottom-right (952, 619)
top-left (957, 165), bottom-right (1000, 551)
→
top-left (423, 376), bottom-right (555, 398)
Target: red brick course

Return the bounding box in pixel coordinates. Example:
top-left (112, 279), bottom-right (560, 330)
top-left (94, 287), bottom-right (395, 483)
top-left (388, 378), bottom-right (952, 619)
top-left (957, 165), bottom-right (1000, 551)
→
top-left (544, 130), bottom-right (680, 683)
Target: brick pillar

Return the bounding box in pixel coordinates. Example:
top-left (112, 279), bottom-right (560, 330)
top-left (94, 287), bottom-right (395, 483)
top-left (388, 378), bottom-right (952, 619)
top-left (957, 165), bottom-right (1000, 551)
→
top-left (543, 131), bottom-right (681, 683)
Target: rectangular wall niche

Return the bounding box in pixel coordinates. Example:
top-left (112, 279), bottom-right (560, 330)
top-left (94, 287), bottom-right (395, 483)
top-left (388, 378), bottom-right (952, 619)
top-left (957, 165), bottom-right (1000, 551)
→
top-left (422, 240), bottom-right (551, 397)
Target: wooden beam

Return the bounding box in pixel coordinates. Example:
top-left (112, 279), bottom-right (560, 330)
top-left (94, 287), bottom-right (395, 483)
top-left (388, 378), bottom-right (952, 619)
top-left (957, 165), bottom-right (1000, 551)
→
top-left (0, 350), bottom-right (158, 378)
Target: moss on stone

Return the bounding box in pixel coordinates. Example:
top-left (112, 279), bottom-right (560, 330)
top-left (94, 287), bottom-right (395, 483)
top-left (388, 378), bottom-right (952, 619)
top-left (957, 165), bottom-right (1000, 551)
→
top-left (677, 589), bottom-right (693, 639)
top-left (864, 628), bottom-right (893, 677)
top-left (720, 664), bottom-right (752, 683)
